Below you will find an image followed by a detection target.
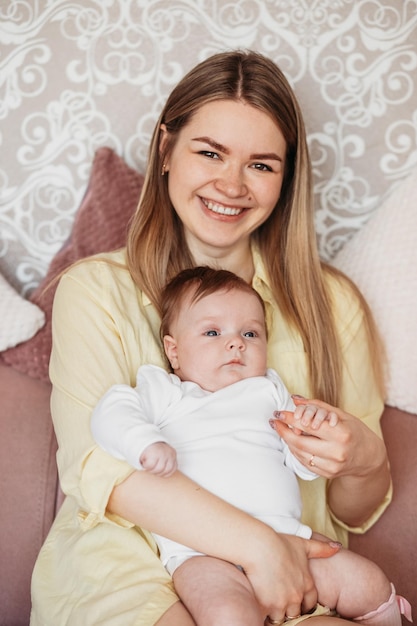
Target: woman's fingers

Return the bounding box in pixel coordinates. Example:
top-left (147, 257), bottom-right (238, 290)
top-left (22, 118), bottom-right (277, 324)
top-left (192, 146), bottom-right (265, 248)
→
top-left (292, 395), bottom-right (331, 409)
top-left (305, 537), bottom-right (342, 559)
top-left (262, 537), bottom-right (340, 623)
top-left (270, 411), bottom-right (349, 478)
top-left (244, 533), bottom-right (340, 623)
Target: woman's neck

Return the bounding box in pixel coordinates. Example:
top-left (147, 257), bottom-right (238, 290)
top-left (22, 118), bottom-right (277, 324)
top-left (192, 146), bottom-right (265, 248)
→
top-left (191, 243), bottom-right (255, 284)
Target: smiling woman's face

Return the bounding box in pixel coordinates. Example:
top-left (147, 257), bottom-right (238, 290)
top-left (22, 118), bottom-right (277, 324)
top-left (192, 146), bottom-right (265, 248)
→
top-left (161, 99), bottom-right (287, 264)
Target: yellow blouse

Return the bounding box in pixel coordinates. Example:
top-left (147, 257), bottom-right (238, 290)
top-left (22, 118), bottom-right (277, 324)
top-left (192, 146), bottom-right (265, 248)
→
top-left (30, 247), bottom-right (391, 626)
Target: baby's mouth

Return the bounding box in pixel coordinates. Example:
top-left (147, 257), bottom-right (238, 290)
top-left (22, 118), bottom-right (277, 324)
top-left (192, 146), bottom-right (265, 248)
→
top-left (225, 358), bottom-right (244, 366)
top-left (202, 198), bottom-right (244, 216)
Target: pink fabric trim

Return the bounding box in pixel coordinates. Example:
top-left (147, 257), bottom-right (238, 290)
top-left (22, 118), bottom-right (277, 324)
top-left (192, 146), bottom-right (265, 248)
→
top-left (353, 583), bottom-right (413, 622)
top-left (397, 595), bottom-right (413, 622)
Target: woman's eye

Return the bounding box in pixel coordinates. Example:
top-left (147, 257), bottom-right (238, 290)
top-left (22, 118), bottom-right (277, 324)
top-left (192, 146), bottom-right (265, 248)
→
top-left (252, 163), bottom-right (273, 172)
top-left (199, 151), bottom-right (219, 159)
top-left (205, 330), bottom-right (220, 336)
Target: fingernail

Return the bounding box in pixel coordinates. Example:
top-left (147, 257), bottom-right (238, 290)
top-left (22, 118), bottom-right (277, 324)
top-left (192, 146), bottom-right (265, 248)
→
top-left (292, 394), bottom-right (306, 399)
top-left (329, 541), bottom-right (343, 549)
top-left (273, 411), bottom-right (285, 420)
top-left (269, 419), bottom-right (276, 429)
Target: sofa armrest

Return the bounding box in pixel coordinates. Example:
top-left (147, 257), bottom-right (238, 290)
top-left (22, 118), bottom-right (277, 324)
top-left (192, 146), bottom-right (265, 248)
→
top-left (0, 360), bottom-right (58, 626)
top-left (349, 405), bottom-right (417, 620)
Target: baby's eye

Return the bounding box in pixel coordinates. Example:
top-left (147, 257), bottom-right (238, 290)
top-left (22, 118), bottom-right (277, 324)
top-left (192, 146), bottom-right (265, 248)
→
top-left (243, 331), bottom-right (257, 338)
top-left (205, 329), bottom-right (220, 336)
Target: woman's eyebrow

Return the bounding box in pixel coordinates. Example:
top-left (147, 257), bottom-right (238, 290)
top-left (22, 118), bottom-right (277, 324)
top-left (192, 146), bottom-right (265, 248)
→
top-left (251, 152), bottom-right (283, 162)
top-left (192, 136), bottom-right (228, 153)
top-left (192, 136), bottom-right (282, 161)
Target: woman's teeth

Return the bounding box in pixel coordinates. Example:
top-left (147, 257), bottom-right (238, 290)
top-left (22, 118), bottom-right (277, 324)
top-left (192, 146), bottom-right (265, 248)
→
top-left (203, 199), bottom-right (243, 216)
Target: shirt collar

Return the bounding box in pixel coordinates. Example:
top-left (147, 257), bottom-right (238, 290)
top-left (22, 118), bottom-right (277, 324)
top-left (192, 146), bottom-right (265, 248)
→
top-left (251, 241), bottom-right (274, 304)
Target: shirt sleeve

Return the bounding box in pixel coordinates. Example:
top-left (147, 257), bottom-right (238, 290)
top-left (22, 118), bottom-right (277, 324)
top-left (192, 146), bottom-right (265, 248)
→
top-left (49, 257), bottom-right (165, 528)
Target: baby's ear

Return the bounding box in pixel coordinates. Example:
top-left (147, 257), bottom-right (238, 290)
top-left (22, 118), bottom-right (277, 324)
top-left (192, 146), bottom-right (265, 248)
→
top-left (163, 335), bottom-right (179, 369)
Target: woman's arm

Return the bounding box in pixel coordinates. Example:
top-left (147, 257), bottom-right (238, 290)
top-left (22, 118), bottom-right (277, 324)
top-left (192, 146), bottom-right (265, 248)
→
top-left (108, 468), bottom-right (340, 619)
top-left (324, 412), bottom-right (391, 527)
top-left (291, 272), bottom-right (391, 529)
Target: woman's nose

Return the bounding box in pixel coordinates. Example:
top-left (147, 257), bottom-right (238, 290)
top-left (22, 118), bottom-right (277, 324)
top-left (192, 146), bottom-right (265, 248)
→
top-left (215, 164), bottom-right (247, 198)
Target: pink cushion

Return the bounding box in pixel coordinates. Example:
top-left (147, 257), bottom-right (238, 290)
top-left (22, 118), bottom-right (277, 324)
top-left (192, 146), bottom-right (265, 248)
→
top-left (1, 148), bottom-right (144, 382)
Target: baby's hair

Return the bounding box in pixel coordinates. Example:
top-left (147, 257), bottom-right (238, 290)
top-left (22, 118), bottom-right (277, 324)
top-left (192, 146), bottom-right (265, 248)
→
top-left (160, 266), bottom-right (266, 342)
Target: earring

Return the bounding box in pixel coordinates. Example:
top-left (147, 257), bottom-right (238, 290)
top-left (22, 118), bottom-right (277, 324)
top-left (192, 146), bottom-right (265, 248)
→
top-left (161, 162), bottom-right (166, 176)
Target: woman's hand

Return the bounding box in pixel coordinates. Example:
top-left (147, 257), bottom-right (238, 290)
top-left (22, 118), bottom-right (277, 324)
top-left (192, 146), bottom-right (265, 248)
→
top-left (242, 531), bottom-right (340, 623)
top-left (270, 396), bottom-right (391, 526)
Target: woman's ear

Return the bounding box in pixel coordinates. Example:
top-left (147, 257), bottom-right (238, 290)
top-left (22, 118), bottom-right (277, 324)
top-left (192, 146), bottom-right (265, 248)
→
top-left (163, 334), bottom-right (179, 370)
top-left (159, 124), bottom-right (170, 171)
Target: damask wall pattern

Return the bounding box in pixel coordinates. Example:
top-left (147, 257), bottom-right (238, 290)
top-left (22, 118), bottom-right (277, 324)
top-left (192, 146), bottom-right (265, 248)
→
top-left (1, 0), bottom-right (416, 293)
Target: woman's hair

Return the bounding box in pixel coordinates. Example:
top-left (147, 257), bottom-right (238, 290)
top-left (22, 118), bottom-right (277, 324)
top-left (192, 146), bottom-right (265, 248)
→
top-left (126, 49), bottom-right (383, 404)
top-left (160, 266), bottom-right (267, 342)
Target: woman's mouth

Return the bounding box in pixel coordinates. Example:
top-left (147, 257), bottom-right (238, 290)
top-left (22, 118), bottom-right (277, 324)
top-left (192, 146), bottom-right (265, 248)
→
top-left (202, 198), bottom-right (244, 216)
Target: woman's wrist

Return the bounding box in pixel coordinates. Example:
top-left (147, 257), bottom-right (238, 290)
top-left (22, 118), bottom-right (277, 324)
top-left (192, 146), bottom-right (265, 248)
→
top-left (328, 443), bottom-right (391, 527)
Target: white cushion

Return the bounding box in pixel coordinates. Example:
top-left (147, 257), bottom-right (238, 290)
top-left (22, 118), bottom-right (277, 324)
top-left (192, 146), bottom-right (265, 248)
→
top-left (331, 167), bottom-right (417, 414)
top-left (0, 273), bottom-right (46, 351)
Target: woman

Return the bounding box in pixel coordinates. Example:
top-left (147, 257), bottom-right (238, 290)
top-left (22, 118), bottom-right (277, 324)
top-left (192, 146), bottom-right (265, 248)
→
top-left (30, 50), bottom-right (391, 626)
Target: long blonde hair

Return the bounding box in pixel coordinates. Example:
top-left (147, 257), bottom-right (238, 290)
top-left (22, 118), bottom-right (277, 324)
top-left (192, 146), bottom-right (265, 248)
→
top-left (127, 50), bottom-right (383, 405)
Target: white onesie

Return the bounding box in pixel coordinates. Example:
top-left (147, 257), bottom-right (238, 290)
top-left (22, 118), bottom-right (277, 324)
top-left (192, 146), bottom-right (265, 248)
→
top-left (91, 365), bottom-right (317, 574)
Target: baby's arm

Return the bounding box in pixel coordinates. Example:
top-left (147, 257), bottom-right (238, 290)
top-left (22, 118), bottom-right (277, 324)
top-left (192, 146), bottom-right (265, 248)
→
top-left (91, 365), bottom-right (175, 471)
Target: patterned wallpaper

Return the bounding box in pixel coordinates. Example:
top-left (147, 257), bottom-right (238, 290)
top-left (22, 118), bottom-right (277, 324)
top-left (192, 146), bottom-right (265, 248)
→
top-left (1, 0), bottom-right (416, 294)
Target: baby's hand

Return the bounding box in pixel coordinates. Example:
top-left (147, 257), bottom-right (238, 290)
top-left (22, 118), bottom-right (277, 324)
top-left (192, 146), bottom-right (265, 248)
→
top-left (140, 442), bottom-right (178, 477)
top-left (292, 401), bottom-right (339, 431)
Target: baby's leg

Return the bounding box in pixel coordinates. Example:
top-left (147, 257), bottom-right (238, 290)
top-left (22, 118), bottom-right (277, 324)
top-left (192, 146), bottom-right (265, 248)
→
top-left (309, 533), bottom-right (409, 625)
top-left (173, 555), bottom-right (264, 626)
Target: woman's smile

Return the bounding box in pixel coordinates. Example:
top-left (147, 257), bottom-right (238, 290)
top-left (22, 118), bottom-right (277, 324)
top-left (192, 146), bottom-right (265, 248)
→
top-left (201, 197), bottom-right (246, 217)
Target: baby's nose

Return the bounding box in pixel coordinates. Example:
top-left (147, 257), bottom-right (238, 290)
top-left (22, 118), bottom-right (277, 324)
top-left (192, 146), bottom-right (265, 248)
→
top-left (227, 335), bottom-right (244, 350)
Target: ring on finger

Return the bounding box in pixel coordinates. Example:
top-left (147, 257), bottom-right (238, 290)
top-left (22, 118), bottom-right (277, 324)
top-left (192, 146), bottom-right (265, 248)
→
top-left (308, 454), bottom-right (316, 467)
top-left (286, 615), bottom-right (302, 621)
top-left (266, 617), bottom-right (284, 625)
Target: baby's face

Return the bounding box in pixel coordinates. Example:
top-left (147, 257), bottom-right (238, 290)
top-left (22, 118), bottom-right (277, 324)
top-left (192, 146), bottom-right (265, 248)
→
top-left (163, 288), bottom-right (268, 392)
